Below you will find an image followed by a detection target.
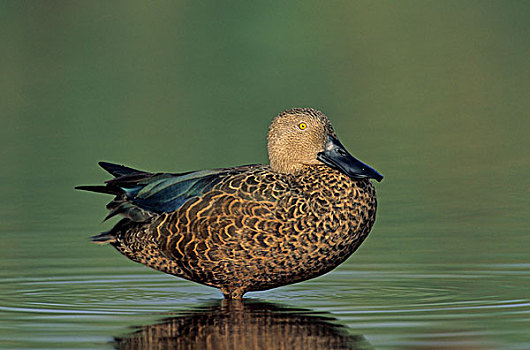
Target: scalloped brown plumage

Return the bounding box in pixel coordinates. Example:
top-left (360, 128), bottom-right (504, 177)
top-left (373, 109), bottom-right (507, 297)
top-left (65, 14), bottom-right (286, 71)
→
top-left (78, 108), bottom-right (383, 299)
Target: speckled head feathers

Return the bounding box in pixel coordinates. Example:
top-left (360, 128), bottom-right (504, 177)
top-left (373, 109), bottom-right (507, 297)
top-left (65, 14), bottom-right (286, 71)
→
top-left (267, 108), bottom-right (336, 174)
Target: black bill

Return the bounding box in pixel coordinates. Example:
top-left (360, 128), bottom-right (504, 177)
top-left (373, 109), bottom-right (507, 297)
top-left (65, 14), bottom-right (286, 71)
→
top-left (317, 135), bottom-right (383, 182)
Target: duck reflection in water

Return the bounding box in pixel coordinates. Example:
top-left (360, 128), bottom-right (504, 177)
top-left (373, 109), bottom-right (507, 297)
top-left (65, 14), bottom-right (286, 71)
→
top-left (114, 299), bottom-right (372, 350)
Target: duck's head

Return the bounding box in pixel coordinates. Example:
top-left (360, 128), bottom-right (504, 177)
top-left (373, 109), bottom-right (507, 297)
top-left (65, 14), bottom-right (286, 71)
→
top-left (267, 108), bottom-right (383, 182)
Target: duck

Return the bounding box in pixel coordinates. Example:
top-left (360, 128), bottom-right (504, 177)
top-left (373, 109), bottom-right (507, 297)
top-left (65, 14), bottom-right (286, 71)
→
top-left (77, 108), bottom-right (383, 299)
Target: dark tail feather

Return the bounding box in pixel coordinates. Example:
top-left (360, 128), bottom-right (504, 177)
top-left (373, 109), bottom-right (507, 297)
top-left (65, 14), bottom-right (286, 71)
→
top-left (91, 230), bottom-right (117, 244)
top-left (77, 162), bottom-right (156, 223)
top-left (98, 161), bottom-right (147, 178)
top-left (103, 204), bottom-right (126, 221)
top-left (91, 218), bottom-right (130, 244)
top-left (75, 185), bottom-right (121, 195)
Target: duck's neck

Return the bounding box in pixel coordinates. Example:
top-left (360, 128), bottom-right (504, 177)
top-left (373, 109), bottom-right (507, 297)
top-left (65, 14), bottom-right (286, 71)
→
top-left (269, 158), bottom-right (307, 175)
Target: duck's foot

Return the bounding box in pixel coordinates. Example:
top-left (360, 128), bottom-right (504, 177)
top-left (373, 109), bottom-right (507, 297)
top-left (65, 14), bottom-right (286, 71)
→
top-left (221, 287), bottom-right (245, 299)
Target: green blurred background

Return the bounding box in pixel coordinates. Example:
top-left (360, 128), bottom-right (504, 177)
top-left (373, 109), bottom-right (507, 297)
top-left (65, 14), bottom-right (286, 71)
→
top-left (2, 0), bottom-right (528, 261)
top-left (1, 1), bottom-right (529, 348)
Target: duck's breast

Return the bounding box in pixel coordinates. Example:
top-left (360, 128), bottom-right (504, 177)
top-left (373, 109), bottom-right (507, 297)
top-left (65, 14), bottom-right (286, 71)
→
top-left (150, 165), bottom-right (377, 291)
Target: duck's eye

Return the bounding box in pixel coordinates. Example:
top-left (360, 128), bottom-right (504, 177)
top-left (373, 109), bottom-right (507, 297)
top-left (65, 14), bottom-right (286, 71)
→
top-left (298, 122), bottom-right (307, 130)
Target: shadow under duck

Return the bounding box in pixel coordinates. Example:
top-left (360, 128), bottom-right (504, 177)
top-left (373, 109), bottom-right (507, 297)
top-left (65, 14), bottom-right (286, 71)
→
top-left (77, 108), bottom-right (383, 299)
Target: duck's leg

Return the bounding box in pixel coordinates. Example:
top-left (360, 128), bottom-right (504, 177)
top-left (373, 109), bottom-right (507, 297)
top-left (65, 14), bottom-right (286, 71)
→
top-left (221, 286), bottom-right (245, 299)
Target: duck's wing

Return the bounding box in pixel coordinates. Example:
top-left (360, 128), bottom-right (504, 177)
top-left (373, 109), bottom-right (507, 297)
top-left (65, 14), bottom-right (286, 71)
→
top-left (76, 161), bottom-right (252, 222)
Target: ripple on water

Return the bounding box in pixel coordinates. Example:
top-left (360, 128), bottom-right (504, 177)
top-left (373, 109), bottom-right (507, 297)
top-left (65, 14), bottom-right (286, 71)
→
top-left (1, 263), bottom-right (529, 349)
top-left (257, 263), bottom-right (530, 349)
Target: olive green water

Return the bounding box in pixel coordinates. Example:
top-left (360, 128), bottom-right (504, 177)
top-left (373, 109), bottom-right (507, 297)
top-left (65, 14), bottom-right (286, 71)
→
top-left (1, 1), bottom-right (529, 349)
